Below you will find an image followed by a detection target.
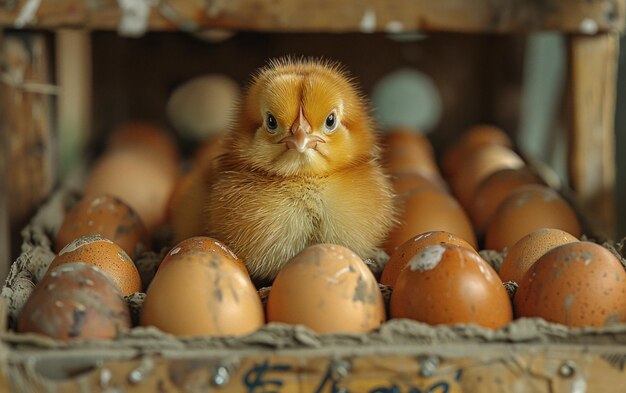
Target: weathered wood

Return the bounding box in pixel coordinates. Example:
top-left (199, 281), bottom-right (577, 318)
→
top-left (90, 32), bottom-right (489, 152)
top-left (0, 0), bottom-right (624, 34)
top-left (0, 30), bottom-right (9, 283)
top-left (567, 32), bottom-right (619, 239)
top-left (1, 32), bottom-right (55, 261)
top-left (5, 345), bottom-right (626, 391)
top-left (56, 29), bottom-right (90, 177)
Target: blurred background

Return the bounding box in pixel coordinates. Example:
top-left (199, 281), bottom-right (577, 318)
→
top-left (2, 23), bottom-right (625, 279)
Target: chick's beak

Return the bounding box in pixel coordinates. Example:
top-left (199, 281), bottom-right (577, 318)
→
top-left (280, 107), bottom-right (324, 153)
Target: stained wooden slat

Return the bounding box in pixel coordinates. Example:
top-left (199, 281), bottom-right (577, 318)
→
top-left (568, 32), bottom-right (619, 238)
top-left (0, 31), bottom-right (9, 283)
top-left (4, 345), bottom-right (626, 391)
top-left (0, 0), bottom-right (624, 34)
top-left (1, 33), bottom-right (55, 262)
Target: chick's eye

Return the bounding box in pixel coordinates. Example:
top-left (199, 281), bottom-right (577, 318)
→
top-left (266, 113), bottom-right (278, 132)
top-left (325, 112), bottom-right (338, 133)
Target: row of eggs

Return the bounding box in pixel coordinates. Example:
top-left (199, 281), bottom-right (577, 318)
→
top-left (17, 226), bottom-right (626, 340)
top-left (14, 120), bottom-right (626, 341)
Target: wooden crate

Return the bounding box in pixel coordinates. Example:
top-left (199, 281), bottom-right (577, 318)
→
top-left (0, 1), bottom-right (624, 391)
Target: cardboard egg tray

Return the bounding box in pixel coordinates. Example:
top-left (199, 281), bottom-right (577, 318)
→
top-left (3, 187), bottom-right (626, 392)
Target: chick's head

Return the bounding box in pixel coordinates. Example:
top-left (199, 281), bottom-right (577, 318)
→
top-left (231, 58), bottom-right (377, 177)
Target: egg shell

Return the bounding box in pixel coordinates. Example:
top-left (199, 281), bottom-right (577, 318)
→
top-left (384, 189), bottom-right (477, 255)
top-left (266, 244), bottom-right (386, 334)
top-left (381, 231), bottom-right (477, 287)
top-left (55, 194), bottom-right (148, 258)
top-left (159, 236), bottom-right (248, 276)
top-left (390, 172), bottom-right (448, 195)
top-left (166, 74), bottom-right (240, 140)
top-left (499, 228), bottom-right (579, 284)
top-left (514, 241), bottom-right (626, 327)
top-left (469, 168), bottom-right (543, 234)
top-left (166, 169), bottom-right (205, 238)
top-left (441, 124), bottom-right (512, 179)
top-left (194, 135), bottom-right (227, 173)
top-left (49, 234), bottom-right (142, 296)
top-left (485, 185), bottom-right (582, 251)
top-left (107, 121), bottom-right (180, 166)
top-left (450, 144), bottom-right (525, 208)
top-left (18, 262), bottom-right (131, 341)
top-left (383, 133), bottom-right (443, 183)
top-left (391, 244), bottom-right (512, 329)
top-left (382, 129), bottom-right (442, 182)
top-left (141, 252), bottom-right (264, 337)
top-left (84, 148), bottom-right (178, 231)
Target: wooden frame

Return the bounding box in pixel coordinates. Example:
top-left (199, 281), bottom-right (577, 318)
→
top-left (3, 343), bottom-right (626, 391)
top-left (0, 0), bottom-right (624, 33)
top-left (0, 1), bottom-right (624, 390)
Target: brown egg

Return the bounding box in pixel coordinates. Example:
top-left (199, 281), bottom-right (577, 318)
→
top-left (514, 242), bottom-right (626, 327)
top-left (55, 194), bottom-right (148, 258)
top-left (384, 189), bottom-right (477, 255)
top-left (141, 252), bottom-right (264, 337)
top-left (108, 121), bottom-right (180, 167)
top-left (166, 74), bottom-right (240, 140)
top-left (391, 244), bottom-right (512, 328)
top-left (49, 234), bottom-right (142, 296)
top-left (266, 244), bottom-right (386, 334)
top-left (441, 124), bottom-right (513, 179)
top-left (166, 169), bottom-right (205, 238)
top-left (84, 148), bottom-right (178, 231)
top-left (499, 228), bottom-right (579, 284)
top-left (451, 144), bottom-right (524, 208)
top-left (485, 185), bottom-right (582, 251)
top-left (194, 135), bottom-right (227, 173)
top-left (382, 129), bottom-right (442, 182)
top-left (469, 168), bottom-right (543, 234)
top-left (18, 262), bottom-right (131, 340)
top-left (381, 231), bottom-right (477, 287)
top-left (390, 172), bottom-right (448, 195)
top-left (159, 236), bottom-right (248, 276)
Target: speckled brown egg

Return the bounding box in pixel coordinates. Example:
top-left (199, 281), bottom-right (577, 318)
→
top-left (391, 244), bottom-right (512, 328)
top-left (48, 234), bottom-right (142, 296)
top-left (381, 231), bottom-right (477, 287)
top-left (55, 194), bottom-right (148, 258)
top-left (390, 172), bottom-right (448, 195)
top-left (441, 124), bottom-right (513, 179)
top-left (469, 168), bottom-right (543, 235)
top-left (384, 189), bottom-right (477, 255)
top-left (107, 121), bottom-right (180, 168)
top-left (141, 252), bottom-right (264, 337)
top-left (18, 262), bottom-right (131, 340)
top-left (485, 185), bottom-right (582, 251)
top-left (514, 241), bottom-right (626, 327)
top-left (499, 228), bottom-right (579, 284)
top-left (166, 169), bottom-right (205, 241)
top-left (266, 244), bottom-right (386, 334)
top-left (194, 134), bottom-right (227, 173)
top-left (159, 236), bottom-right (248, 276)
top-left (84, 148), bottom-right (178, 231)
top-left (382, 129), bottom-right (442, 182)
top-left (450, 144), bottom-right (524, 208)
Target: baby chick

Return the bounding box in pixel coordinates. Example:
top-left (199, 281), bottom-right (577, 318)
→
top-left (173, 58), bottom-right (395, 284)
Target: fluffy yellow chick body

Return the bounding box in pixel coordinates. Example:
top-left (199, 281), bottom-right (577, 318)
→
top-left (173, 58), bottom-right (395, 284)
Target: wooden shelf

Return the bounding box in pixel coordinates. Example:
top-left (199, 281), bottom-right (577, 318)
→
top-left (0, 0), bottom-right (624, 34)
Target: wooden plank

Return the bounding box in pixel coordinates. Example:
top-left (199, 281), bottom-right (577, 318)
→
top-left (567, 32), bottom-right (619, 239)
top-left (56, 29), bottom-right (90, 177)
top-left (0, 0), bottom-right (624, 33)
top-left (0, 29), bottom-right (9, 283)
top-left (1, 32), bottom-right (56, 261)
top-left (6, 346), bottom-right (626, 391)
top-left (90, 32), bottom-right (488, 151)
